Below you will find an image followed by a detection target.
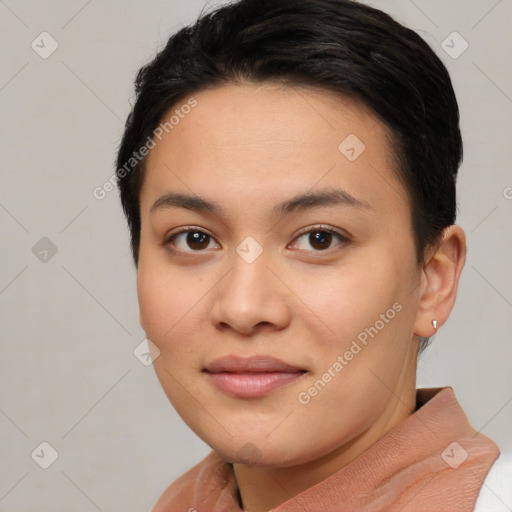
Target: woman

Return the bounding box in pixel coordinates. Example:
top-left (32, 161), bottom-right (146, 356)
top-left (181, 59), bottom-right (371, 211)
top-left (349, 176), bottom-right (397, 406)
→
top-left (115, 0), bottom-right (504, 510)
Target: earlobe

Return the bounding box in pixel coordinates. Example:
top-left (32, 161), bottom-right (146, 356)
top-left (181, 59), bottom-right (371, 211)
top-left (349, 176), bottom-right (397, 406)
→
top-left (413, 225), bottom-right (466, 337)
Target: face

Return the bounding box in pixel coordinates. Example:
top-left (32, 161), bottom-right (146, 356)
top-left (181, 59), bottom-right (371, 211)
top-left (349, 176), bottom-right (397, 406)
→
top-left (137, 82), bottom-right (423, 467)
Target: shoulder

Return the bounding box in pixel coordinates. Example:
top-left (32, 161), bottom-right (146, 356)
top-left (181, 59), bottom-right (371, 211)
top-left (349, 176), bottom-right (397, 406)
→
top-left (151, 450), bottom-right (225, 512)
top-left (473, 449), bottom-right (512, 512)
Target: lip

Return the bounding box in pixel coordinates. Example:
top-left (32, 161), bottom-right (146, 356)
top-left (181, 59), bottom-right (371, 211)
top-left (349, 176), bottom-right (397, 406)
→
top-left (203, 355), bottom-right (307, 398)
top-left (204, 355), bottom-right (305, 373)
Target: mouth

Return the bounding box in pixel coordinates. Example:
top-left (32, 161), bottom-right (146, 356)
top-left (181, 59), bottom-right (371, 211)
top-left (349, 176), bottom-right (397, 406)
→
top-left (203, 355), bottom-right (307, 398)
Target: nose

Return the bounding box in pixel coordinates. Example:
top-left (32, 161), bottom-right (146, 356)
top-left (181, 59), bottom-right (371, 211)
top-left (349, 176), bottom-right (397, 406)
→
top-left (209, 248), bottom-right (291, 336)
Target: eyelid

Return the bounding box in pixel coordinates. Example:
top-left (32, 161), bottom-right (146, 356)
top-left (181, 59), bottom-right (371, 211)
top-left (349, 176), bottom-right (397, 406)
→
top-left (288, 224), bottom-right (351, 251)
top-left (164, 226), bottom-right (220, 252)
top-left (164, 225), bottom-right (216, 243)
top-left (291, 223), bottom-right (350, 241)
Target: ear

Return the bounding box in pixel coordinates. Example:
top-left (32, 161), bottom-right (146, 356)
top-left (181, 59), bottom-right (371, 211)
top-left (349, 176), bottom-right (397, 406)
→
top-left (413, 225), bottom-right (467, 337)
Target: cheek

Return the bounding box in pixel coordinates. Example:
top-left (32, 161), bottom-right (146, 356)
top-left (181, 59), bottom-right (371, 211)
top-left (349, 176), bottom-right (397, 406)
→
top-left (136, 257), bottom-right (204, 347)
top-left (289, 261), bottom-right (401, 346)
top-left (137, 262), bottom-right (207, 405)
top-left (293, 256), bottom-right (417, 390)
top-left (137, 268), bottom-right (167, 340)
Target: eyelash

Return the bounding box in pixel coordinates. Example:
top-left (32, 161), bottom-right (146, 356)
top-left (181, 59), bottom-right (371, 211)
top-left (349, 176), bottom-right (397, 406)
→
top-left (164, 224), bottom-right (350, 255)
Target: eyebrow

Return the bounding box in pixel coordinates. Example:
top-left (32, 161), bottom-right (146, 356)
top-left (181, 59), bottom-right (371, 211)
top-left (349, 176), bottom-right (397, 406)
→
top-left (150, 189), bottom-right (373, 218)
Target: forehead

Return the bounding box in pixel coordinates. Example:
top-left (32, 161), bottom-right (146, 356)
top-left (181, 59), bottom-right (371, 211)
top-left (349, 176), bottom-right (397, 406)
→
top-left (141, 82), bottom-right (410, 222)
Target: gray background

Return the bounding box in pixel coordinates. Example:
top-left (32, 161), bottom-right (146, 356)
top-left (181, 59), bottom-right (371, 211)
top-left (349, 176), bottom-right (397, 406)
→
top-left (0, 1), bottom-right (511, 511)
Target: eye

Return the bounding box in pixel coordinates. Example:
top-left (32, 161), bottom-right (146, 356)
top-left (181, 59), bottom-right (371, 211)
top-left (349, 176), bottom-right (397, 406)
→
top-left (164, 225), bottom-right (349, 255)
top-left (165, 228), bottom-right (220, 252)
top-left (289, 225), bottom-right (350, 252)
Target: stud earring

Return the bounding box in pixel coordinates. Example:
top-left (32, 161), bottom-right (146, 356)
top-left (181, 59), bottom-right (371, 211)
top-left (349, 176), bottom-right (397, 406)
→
top-left (432, 319), bottom-right (438, 330)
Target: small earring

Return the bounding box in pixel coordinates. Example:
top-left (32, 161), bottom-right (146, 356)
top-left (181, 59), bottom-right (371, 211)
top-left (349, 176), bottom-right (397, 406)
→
top-left (432, 319), bottom-right (438, 330)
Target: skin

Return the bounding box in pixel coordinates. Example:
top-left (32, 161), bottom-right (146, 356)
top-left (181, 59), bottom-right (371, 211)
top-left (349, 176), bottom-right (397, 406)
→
top-left (138, 82), bottom-right (467, 512)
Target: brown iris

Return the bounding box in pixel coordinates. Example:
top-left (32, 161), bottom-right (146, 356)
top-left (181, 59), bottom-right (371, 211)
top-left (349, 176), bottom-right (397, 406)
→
top-left (186, 231), bottom-right (210, 250)
top-left (308, 230), bottom-right (333, 250)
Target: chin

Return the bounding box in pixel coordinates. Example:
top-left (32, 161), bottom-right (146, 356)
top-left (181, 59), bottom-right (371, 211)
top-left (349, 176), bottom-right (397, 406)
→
top-left (207, 434), bottom-right (314, 468)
